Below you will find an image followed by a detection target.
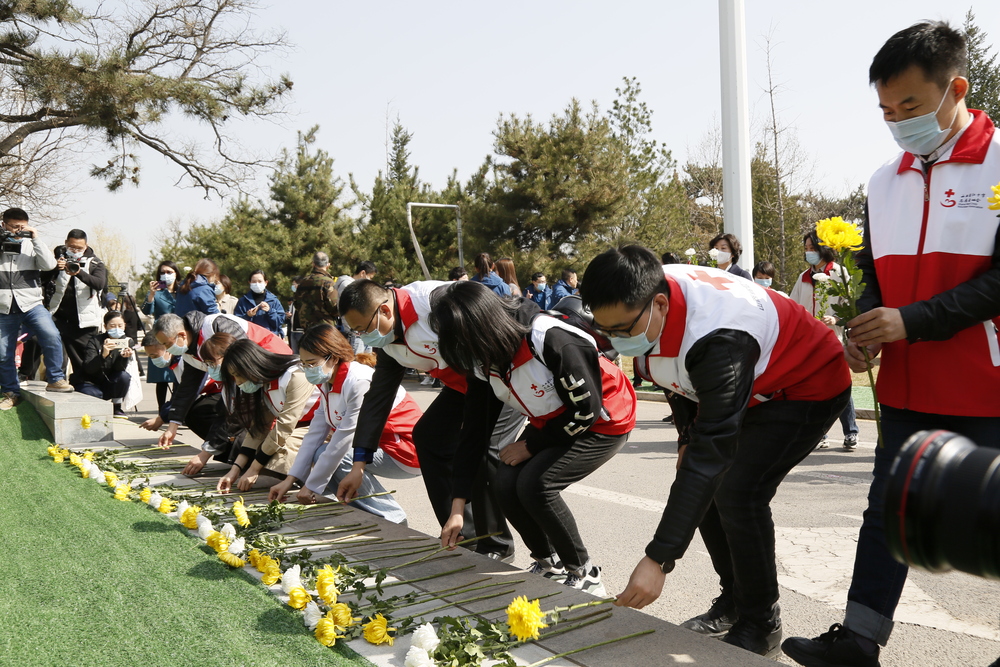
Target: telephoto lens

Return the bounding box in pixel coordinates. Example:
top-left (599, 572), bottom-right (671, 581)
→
top-left (884, 430), bottom-right (1000, 579)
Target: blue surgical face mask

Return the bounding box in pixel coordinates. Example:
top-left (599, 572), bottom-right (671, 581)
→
top-left (207, 364), bottom-right (224, 382)
top-left (160, 273), bottom-right (175, 285)
top-left (106, 328), bottom-right (124, 339)
top-left (166, 336), bottom-right (187, 356)
top-left (754, 278), bottom-right (773, 288)
top-left (805, 251), bottom-right (821, 267)
top-left (609, 305), bottom-right (661, 357)
top-left (290, 284), bottom-right (297, 293)
top-left (303, 364), bottom-right (332, 385)
top-left (213, 282), bottom-right (225, 296)
top-left (150, 354), bottom-right (171, 368)
top-left (359, 308), bottom-right (395, 348)
top-left (239, 380), bottom-right (262, 394)
top-left (886, 80), bottom-right (958, 156)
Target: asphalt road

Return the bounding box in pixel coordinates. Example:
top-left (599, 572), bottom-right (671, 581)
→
top-left (387, 383), bottom-right (1000, 667)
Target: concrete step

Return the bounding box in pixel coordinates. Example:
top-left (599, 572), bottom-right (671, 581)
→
top-left (19, 380), bottom-right (115, 445)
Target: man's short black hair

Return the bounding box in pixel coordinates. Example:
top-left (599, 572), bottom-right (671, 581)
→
top-left (560, 268), bottom-right (577, 282)
top-left (662, 252), bottom-right (681, 265)
top-left (447, 266), bottom-right (467, 281)
top-left (2, 207), bottom-right (28, 222)
top-left (355, 261), bottom-right (376, 275)
top-left (340, 278), bottom-right (389, 316)
top-left (531, 272), bottom-right (546, 282)
top-left (870, 21), bottom-right (967, 89)
top-left (581, 245), bottom-right (668, 310)
top-left (752, 261), bottom-right (776, 279)
top-left (66, 229), bottom-right (87, 241)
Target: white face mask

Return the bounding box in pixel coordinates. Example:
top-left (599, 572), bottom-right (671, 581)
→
top-left (249, 282), bottom-right (266, 294)
top-left (65, 248), bottom-right (84, 260)
top-left (885, 79), bottom-right (958, 156)
top-left (715, 250), bottom-right (732, 265)
top-left (160, 273), bottom-right (175, 285)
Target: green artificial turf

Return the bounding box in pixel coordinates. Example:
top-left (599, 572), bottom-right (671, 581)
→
top-left (0, 406), bottom-right (375, 667)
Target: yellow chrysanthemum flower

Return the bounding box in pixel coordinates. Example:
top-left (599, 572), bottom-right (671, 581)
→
top-left (80, 415), bottom-right (91, 429)
top-left (53, 455), bottom-right (65, 464)
top-left (113, 484), bottom-right (132, 501)
top-left (205, 531), bottom-right (230, 554)
top-left (247, 549), bottom-right (261, 569)
top-left (47, 445), bottom-right (58, 458)
top-left (180, 506), bottom-right (202, 530)
top-left (158, 498), bottom-right (176, 514)
top-left (316, 565), bottom-right (339, 605)
top-left (362, 613), bottom-right (396, 646)
top-left (326, 603), bottom-right (358, 630)
top-left (314, 617), bottom-right (343, 647)
top-left (505, 596), bottom-right (548, 641)
top-left (988, 182), bottom-right (1000, 211)
top-left (261, 562), bottom-right (282, 586)
top-left (287, 586), bottom-right (311, 610)
top-left (104, 472), bottom-right (118, 488)
top-left (218, 552), bottom-right (247, 568)
top-left (232, 498), bottom-right (251, 528)
top-left (815, 216), bottom-right (864, 253)
top-left (139, 487), bottom-right (153, 503)
top-left (83, 450), bottom-right (94, 461)
top-left (79, 464), bottom-right (90, 479)
top-left (69, 453), bottom-right (82, 467)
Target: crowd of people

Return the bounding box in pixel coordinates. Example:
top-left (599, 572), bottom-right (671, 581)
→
top-left (2, 20), bottom-right (999, 666)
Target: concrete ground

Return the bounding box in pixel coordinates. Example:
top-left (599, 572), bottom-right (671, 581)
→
top-left (124, 375), bottom-right (1000, 666)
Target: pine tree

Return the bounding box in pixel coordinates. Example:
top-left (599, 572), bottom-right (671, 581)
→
top-left (964, 9), bottom-right (1000, 121)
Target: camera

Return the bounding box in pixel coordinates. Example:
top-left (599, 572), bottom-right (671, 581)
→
top-left (0, 229), bottom-right (31, 254)
top-left (884, 430), bottom-right (1000, 579)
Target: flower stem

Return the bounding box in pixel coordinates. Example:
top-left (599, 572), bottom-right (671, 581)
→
top-left (409, 588), bottom-right (517, 620)
top-left (478, 591), bottom-right (561, 616)
top-left (388, 532), bottom-right (502, 570)
top-left (524, 629), bottom-right (655, 667)
top-left (862, 347), bottom-right (883, 448)
top-left (534, 610), bottom-right (612, 642)
top-left (548, 597), bottom-right (615, 616)
top-left (380, 565), bottom-right (476, 588)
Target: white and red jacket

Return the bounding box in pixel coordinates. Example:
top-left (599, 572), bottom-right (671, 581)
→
top-left (634, 265), bottom-right (850, 404)
top-left (262, 366), bottom-right (322, 426)
top-left (480, 315), bottom-right (636, 437)
top-left (864, 109), bottom-right (1000, 417)
top-left (290, 361), bottom-right (422, 495)
top-left (381, 281), bottom-right (468, 393)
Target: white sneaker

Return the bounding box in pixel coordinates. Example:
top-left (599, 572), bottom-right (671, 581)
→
top-left (564, 563), bottom-right (606, 597)
top-left (818, 435), bottom-right (829, 449)
top-left (527, 554), bottom-right (568, 583)
top-left (419, 376), bottom-right (434, 386)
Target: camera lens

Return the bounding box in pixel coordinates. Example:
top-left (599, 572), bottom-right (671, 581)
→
top-left (884, 430), bottom-right (1000, 579)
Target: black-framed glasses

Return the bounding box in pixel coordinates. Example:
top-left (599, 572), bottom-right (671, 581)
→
top-left (349, 299), bottom-right (389, 336)
top-left (594, 297), bottom-right (654, 338)
top-left (300, 354), bottom-right (330, 370)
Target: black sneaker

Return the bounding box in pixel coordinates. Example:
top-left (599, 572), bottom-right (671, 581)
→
top-left (563, 563), bottom-right (606, 597)
top-left (722, 611), bottom-right (782, 657)
top-left (782, 624), bottom-right (881, 667)
top-left (527, 554), bottom-right (568, 582)
top-left (843, 434), bottom-right (858, 451)
top-left (113, 405), bottom-right (128, 418)
top-left (480, 551), bottom-right (515, 564)
top-left (680, 590), bottom-right (737, 637)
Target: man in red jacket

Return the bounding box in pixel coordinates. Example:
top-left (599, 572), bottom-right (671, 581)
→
top-left (783, 21), bottom-right (1000, 667)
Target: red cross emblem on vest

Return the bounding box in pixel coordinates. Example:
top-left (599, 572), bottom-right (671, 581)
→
top-left (692, 269), bottom-right (732, 290)
top-left (531, 383), bottom-right (545, 397)
top-left (424, 344), bottom-right (437, 354)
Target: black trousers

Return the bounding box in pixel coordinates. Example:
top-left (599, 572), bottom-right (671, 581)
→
top-left (412, 386), bottom-right (523, 556)
top-left (184, 393), bottom-right (239, 463)
top-left (56, 320), bottom-right (97, 376)
top-left (697, 389), bottom-right (850, 622)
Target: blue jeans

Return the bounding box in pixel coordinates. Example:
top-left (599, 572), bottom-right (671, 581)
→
top-left (839, 395), bottom-right (859, 436)
top-left (0, 303), bottom-right (66, 395)
top-left (844, 405), bottom-right (1000, 645)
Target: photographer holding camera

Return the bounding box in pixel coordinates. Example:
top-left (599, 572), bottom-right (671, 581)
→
top-left (46, 229), bottom-right (107, 380)
top-left (0, 208), bottom-right (73, 410)
top-left (75, 310), bottom-right (136, 417)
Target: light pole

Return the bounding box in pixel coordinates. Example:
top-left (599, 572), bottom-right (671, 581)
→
top-left (405, 202), bottom-right (463, 280)
top-left (719, 0), bottom-right (754, 270)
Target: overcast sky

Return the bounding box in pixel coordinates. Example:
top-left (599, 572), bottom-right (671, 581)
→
top-left (34, 1), bottom-right (1000, 275)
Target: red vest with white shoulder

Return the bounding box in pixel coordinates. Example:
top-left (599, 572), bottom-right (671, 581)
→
top-left (184, 313), bottom-right (290, 371)
top-left (321, 361), bottom-right (421, 468)
top-left (381, 281), bottom-right (468, 393)
top-left (482, 315), bottom-right (635, 436)
top-left (263, 365), bottom-right (322, 426)
top-left (866, 109), bottom-right (1000, 416)
top-left (633, 265), bottom-right (849, 405)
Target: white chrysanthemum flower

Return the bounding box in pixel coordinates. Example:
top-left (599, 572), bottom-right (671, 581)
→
top-left (175, 500), bottom-right (189, 518)
top-left (684, 248), bottom-right (696, 256)
top-left (196, 513), bottom-right (212, 529)
top-left (89, 463), bottom-right (104, 483)
top-left (281, 564), bottom-right (303, 594)
top-left (197, 521), bottom-right (215, 540)
top-left (227, 537), bottom-right (246, 556)
top-left (148, 492), bottom-right (163, 508)
top-left (812, 272), bottom-right (831, 282)
top-left (302, 601), bottom-right (323, 630)
top-left (220, 522), bottom-right (237, 540)
top-left (404, 646), bottom-right (435, 667)
top-left (708, 247), bottom-right (720, 260)
top-left (410, 623), bottom-right (440, 652)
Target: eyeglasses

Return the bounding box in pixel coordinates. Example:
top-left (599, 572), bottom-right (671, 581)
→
top-left (349, 299), bottom-right (389, 336)
top-left (594, 297), bottom-right (654, 338)
top-left (300, 354), bottom-right (330, 370)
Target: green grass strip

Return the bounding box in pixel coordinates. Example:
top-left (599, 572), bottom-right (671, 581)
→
top-left (0, 406), bottom-right (375, 667)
